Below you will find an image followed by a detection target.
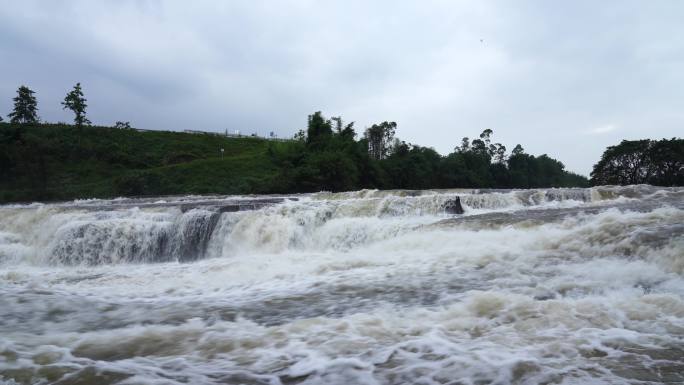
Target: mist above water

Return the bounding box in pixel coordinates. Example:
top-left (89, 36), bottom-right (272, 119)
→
top-left (1, 185), bottom-right (683, 384)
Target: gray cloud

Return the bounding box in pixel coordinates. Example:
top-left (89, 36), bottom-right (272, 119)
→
top-left (1, 0), bottom-right (682, 175)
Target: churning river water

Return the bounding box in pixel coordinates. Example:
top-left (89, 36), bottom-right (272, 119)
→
top-left (1, 186), bottom-right (683, 385)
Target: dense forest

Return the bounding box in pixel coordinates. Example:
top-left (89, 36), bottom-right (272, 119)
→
top-left (267, 112), bottom-right (588, 193)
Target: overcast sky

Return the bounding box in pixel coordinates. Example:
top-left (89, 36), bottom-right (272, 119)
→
top-left (1, 1), bottom-right (682, 175)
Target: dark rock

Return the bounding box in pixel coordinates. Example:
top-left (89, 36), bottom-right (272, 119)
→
top-left (218, 205), bottom-right (240, 213)
top-left (180, 198), bottom-right (286, 213)
top-left (533, 293), bottom-right (556, 301)
top-left (442, 197), bottom-right (464, 214)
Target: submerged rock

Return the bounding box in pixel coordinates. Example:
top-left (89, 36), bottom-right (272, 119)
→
top-left (443, 197), bottom-right (464, 214)
top-left (180, 198), bottom-right (289, 213)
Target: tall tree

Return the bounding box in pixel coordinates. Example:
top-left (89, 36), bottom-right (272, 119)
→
top-left (511, 144), bottom-right (525, 156)
top-left (62, 83), bottom-right (91, 127)
top-left (306, 111), bottom-right (333, 147)
top-left (590, 138), bottom-right (683, 186)
top-left (8, 85), bottom-right (39, 124)
top-left (458, 137), bottom-right (470, 153)
top-left (470, 138), bottom-right (487, 156)
top-left (469, 129), bottom-right (497, 158)
top-left (340, 121), bottom-right (356, 139)
top-left (114, 121), bottom-right (131, 129)
top-left (364, 121), bottom-right (396, 160)
top-left (479, 129), bottom-right (497, 156)
top-left (331, 116), bottom-right (343, 133)
top-left (493, 143), bottom-right (507, 163)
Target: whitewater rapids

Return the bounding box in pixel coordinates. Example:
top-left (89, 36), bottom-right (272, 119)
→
top-left (0, 185), bottom-right (683, 384)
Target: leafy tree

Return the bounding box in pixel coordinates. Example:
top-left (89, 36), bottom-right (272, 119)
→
top-left (505, 147), bottom-right (588, 188)
top-left (507, 150), bottom-right (532, 188)
top-left (648, 138), bottom-right (684, 186)
top-left (458, 137), bottom-right (470, 153)
top-left (479, 129), bottom-right (493, 143)
top-left (8, 85), bottom-right (39, 124)
top-left (591, 138), bottom-right (683, 186)
top-left (382, 144), bottom-right (442, 189)
top-left (511, 144), bottom-right (525, 156)
top-left (331, 116), bottom-right (356, 139)
top-left (480, 128), bottom-right (494, 156)
top-left (490, 162), bottom-right (510, 187)
top-left (331, 116), bottom-right (343, 133)
top-left (269, 111), bottom-right (369, 192)
top-left (467, 129), bottom-right (497, 158)
top-left (306, 111), bottom-right (332, 146)
top-left (114, 121), bottom-right (131, 129)
top-left (293, 129), bottom-right (306, 141)
top-left (62, 83), bottom-right (91, 127)
top-left (493, 143), bottom-right (507, 163)
top-left (364, 121), bottom-right (396, 160)
top-left (296, 150), bottom-right (359, 191)
top-left (470, 138), bottom-right (488, 157)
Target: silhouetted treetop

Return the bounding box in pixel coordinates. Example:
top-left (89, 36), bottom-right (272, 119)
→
top-left (62, 83), bottom-right (90, 127)
top-left (8, 85), bottom-right (39, 124)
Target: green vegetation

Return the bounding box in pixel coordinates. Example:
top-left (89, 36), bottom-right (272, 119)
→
top-left (0, 123), bottom-right (277, 202)
top-left (8, 86), bottom-right (39, 124)
top-left (267, 112), bottom-right (588, 193)
top-left (62, 83), bottom-right (90, 127)
top-left (0, 111), bottom-right (590, 202)
top-left (3, 84), bottom-right (682, 203)
top-left (591, 138), bottom-right (683, 186)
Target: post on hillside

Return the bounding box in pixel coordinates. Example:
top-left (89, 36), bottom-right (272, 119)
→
top-left (220, 148), bottom-right (224, 158)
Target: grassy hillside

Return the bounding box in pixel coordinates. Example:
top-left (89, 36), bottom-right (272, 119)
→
top-left (0, 119), bottom-right (591, 203)
top-left (0, 123), bottom-right (280, 202)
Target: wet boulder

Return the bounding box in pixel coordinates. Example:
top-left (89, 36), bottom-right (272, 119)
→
top-left (442, 197), bottom-right (464, 214)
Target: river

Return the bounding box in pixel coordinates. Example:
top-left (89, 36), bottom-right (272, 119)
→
top-left (1, 185), bottom-right (683, 384)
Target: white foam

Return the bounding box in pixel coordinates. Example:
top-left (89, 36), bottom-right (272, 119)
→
top-left (0, 186), bottom-right (682, 384)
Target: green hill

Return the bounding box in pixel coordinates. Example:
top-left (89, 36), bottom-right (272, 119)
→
top-left (0, 118), bottom-right (591, 204)
top-left (0, 123), bottom-right (281, 202)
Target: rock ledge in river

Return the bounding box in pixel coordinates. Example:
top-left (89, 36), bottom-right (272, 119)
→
top-left (442, 197), bottom-right (464, 214)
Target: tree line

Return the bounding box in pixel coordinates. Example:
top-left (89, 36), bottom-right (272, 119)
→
top-left (267, 111), bottom-right (589, 192)
top-left (2, 86), bottom-right (679, 195)
top-left (590, 138), bottom-right (683, 186)
top-left (274, 112), bottom-right (682, 191)
top-left (3, 84), bottom-right (91, 127)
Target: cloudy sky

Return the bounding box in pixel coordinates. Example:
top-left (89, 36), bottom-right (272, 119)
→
top-left (1, 1), bottom-right (682, 175)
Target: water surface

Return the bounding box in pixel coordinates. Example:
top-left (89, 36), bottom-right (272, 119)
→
top-left (1, 186), bottom-right (683, 384)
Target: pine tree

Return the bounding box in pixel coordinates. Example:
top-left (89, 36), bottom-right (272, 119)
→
top-left (62, 83), bottom-right (91, 127)
top-left (8, 85), bottom-right (39, 124)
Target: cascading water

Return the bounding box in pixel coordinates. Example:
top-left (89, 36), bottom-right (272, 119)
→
top-left (1, 185), bottom-right (683, 384)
